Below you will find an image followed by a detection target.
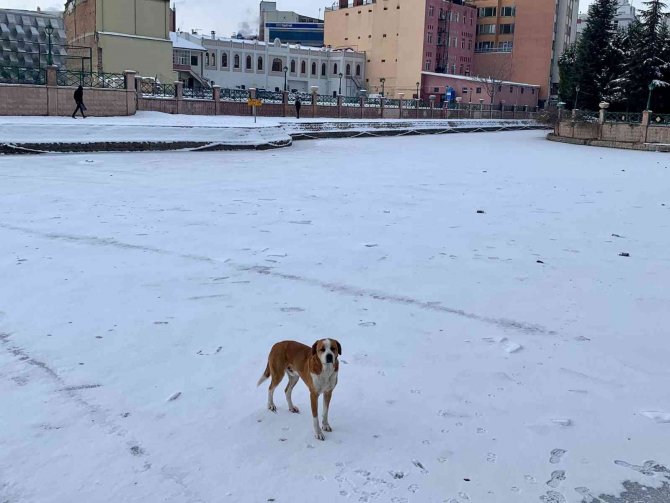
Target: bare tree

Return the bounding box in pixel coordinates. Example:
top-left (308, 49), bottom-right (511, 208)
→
top-left (472, 56), bottom-right (513, 105)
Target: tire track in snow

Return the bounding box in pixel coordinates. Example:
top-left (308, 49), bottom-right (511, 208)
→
top-left (0, 223), bottom-right (554, 336)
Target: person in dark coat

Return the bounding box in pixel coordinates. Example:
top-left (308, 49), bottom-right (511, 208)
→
top-left (72, 85), bottom-right (87, 119)
top-left (295, 97), bottom-right (301, 119)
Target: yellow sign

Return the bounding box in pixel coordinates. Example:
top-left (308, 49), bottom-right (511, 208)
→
top-left (248, 99), bottom-right (263, 107)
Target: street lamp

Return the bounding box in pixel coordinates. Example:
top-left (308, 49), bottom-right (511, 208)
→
top-left (416, 81), bottom-right (420, 100)
top-left (283, 65), bottom-right (288, 92)
top-left (380, 77), bottom-right (385, 97)
top-left (573, 85), bottom-right (580, 109)
top-left (45, 21), bottom-right (54, 66)
top-left (646, 81), bottom-right (657, 111)
top-left (338, 72), bottom-right (343, 95)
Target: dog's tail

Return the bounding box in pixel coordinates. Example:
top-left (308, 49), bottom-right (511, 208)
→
top-left (257, 362), bottom-right (270, 387)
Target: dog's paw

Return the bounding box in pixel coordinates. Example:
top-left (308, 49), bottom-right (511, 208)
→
top-left (268, 404), bottom-right (277, 413)
top-left (322, 423), bottom-right (332, 432)
top-left (289, 406), bottom-right (300, 414)
top-left (315, 430), bottom-right (325, 441)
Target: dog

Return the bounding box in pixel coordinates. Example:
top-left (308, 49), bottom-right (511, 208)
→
top-left (257, 339), bottom-right (341, 440)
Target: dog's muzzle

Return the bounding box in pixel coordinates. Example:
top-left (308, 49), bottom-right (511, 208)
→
top-left (326, 354), bottom-right (333, 364)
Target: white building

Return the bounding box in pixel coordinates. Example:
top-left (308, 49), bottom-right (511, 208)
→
top-left (170, 32), bottom-right (208, 89)
top-left (551, 0), bottom-right (580, 96)
top-left (577, 0), bottom-right (637, 39)
top-left (181, 34), bottom-right (366, 97)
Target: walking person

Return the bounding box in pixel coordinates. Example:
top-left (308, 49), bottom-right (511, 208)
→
top-left (295, 97), bottom-right (301, 119)
top-left (72, 85), bottom-right (87, 119)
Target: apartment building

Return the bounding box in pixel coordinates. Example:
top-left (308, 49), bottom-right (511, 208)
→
top-left (64, 0), bottom-right (175, 81)
top-left (472, 0), bottom-right (578, 102)
top-left (183, 34), bottom-right (366, 96)
top-left (325, 0), bottom-right (476, 98)
top-left (259, 1), bottom-right (324, 46)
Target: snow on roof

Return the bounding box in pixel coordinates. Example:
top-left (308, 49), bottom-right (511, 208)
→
top-left (191, 33), bottom-right (358, 54)
top-left (421, 71), bottom-right (541, 88)
top-left (170, 32), bottom-right (206, 51)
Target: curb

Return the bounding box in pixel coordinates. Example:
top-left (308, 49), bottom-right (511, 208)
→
top-left (546, 133), bottom-right (670, 152)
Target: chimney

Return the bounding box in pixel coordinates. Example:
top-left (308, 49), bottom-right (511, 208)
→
top-left (339, 0), bottom-right (348, 8)
top-left (211, 30), bottom-right (216, 39)
top-left (37, 6), bottom-right (41, 12)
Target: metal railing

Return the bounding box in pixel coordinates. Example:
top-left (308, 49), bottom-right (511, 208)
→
top-left (604, 111), bottom-right (642, 124)
top-left (316, 94), bottom-right (338, 106)
top-left (364, 97), bottom-right (382, 108)
top-left (288, 92), bottom-right (311, 104)
top-left (0, 65), bottom-right (46, 85)
top-left (57, 70), bottom-right (126, 89)
top-left (257, 89), bottom-right (283, 104)
top-left (220, 88), bottom-right (249, 102)
top-left (139, 81), bottom-right (176, 98)
top-left (342, 96), bottom-right (361, 107)
top-left (650, 113), bottom-right (670, 126)
top-left (183, 87), bottom-right (213, 100)
top-left (384, 99), bottom-right (401, 109)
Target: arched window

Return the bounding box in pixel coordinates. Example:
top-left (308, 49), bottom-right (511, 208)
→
top-left (246, 55), bottom-right (252, 70)
top-left (211, 53), bottom-right (216, 67)
top-left (356, 64), bottom-right (361, 76)
top-left (321, 63), bottom-right (326, 76)
top-left (271, 58), bottom-right (282, 72)
top-left (222, 53), bottom-right (228, 68)
top-left (346, 64), bottom-right (351, 76)
top-left (301, 61), bottom-right (306, 74)
top-left (234, 54), bottom-right (240, 69)
top-left (333, 63), bottom-right (338, 75)
top-left (257, 56), bottom-right (263, 71)
top-left (290, 60), bottom-right (296, 73)
top-left (311, 62), bottom-right (317, 75)
top-left (205, 53), bottom-right (210, 66)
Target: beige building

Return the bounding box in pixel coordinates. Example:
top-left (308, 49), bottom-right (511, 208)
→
top-left (64, 0), bottom-right (175, 82)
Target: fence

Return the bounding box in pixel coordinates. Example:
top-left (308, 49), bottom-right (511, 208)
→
top-left (0, 66), bottom-right (45, 85)
top-left (57, 70), bottom-right (126, 89)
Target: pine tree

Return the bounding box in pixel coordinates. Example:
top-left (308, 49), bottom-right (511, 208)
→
top-left (636, 0), bottom-right (669, 110)
top-left (558, 43), bottom-right (578, 106)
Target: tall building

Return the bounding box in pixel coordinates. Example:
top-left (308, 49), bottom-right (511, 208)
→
top-left (64, 0), bottom-right (175, 81)
top-left (471, 0), bottom-right (578, 103)
top-left (577, 0), bottom-right (636, 38)
top-left (259, 1), bottom-right (324, 47)
top-left (0, 8), bottom-right (67, 69)
top-left (324, 0), bottom-right (476, 97)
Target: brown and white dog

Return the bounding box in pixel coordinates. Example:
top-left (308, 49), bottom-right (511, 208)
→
top-left (257, 339), bottom-right (341, 440)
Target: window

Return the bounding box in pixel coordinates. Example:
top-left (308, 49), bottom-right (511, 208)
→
top-left (233, 54), bottom-right (240, 69)
top-left (191, 55), bottom-right (199, 66)
top-left (301, 60), bottom-right (306, 74)
top-left (459, 64), bottom-right (464, 74)
top-left (476, 87), bottom-right (482, 94)
top-left (462, 87), bottom-right (468, 93)
top-left (211, 52), bottom-right (216, 67)
top-left (271, 58), bottom-right (282, 72)
top-left (290, 60), bottom-right (296, 73)
top-left (461, 38), bottom-right (465, 48)
top-left (427, 33), bottom-right (433, 43)
top-left (425, 59), bottom-right (431, 70)
top-left (257, 57), bottom-right (263, 71)
top-left (468, 39), bottom-right (472, 50)
top-left (510, 86), bottom-right (514, 93)
top-left (222, 53), bottom-right (228, 68)
top-left (346, 64), bottom-right (351, 76)
top-left (501, 6), bottom-right (515, 16)
top-left (478, 7), bottom-right (496, 17)
top-left (321, 63), bottom-right (326, 76)
top-left (174, 49), bottom-right (189, 66)
top-left (532, 88), bottom-right (536, 94)
top-left (312, 62), bottom-right (317, 75)
top-left (246, 55), bottom-right (252, 70)
top-left (477, 24), bottom-right (496, 35)
top-left (205, 53), bottom-right (210, 66)
top-left (521, 87), bottom-right (525, 94)
top-left (433, 87), bottom-right (439, 93)
top-left (428, 5), bottom-right (434, 16)
top-left (356, 64), bottom-right (361, 76)
top-left (499, 24), bottom-right (515, 34)
top-left (333, 63), bottom-right (338, 75)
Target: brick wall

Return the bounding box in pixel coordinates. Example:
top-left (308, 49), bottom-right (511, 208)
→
top-left (0, 84), bottom-right (49, 116)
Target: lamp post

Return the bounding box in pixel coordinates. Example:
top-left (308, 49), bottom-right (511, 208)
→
top-left (283, 65), bottom-right (288, 92)
top-left (573, 85), bottom-right (580, 110)
top-left (646, 81), bottom-right (657, 111)
top-left (45, 22), bottom-right (54, 66)
top-left (416, 81), bottom-right (420, 100)
top-left (380, 77), bottom-right (386, 97)
top-left (338, 72), bottom-right (343, 95)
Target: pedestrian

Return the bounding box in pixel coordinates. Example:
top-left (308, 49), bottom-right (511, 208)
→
top-left (72, 85), bottom-right (87, 119)
top-left (295, 97), bottom-right (301, 119)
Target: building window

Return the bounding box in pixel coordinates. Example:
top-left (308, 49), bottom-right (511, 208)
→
top-left (191, 55), bottom-right (199, 66)
top-left (174, 49), bottom-right (189, 66)
top-left (510, 86), bottom-right (514, 93)
top-left (433, 87), bottom-right (439, 93)
top-left (477, 24), bottom-right (496, 35)
top-left (333, 63), bottom-right (338, 75)
top-left (205, 53), bottom-right (210, 66)
top-left (301, 60), bottom-right (306, 74)
top-left (312, 62), bottom-right (317, 75)
top-left (425, 59), bottom-right (431, 70)
top-left (428, 5), bottom-right (434, 16)
top-left (356, 64), bottom-right (361, 76)
top-left (427, 33), bottom-right (433, 43)
top-left (234, 54), bottom-right (240, 69)
top-left (501, 6), bottom-right (515, 16)
top-left (222, 53), bottom-right (228, 68)
top-left (476, 87), bottom-right (482, 94)
top-left (321, 63), bottom-right (326, 76)
top-left (346, 63), bottom-right (351, 76)
top-left (246, 55), bottom-right (252, 70)
top-left (271, 58), bottom-right (282, 72)
top-left (258, 57), bottom-right (263, 71)
top-left (532, 88), bottom-right (536, 94)
top-left (499, 24), bottom-right (515, 34)
top-left (461, 38), bottom-right (465, 48)
top-left (211, 52), bottom-right (216, 67)
top-left (478, 7), bottom-right (497, 17)
top-left (521, 87), bottom-right (525, 94)
top-left (290, 60), bottom-right (296, 73)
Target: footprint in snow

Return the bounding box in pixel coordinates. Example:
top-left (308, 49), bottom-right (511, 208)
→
top-left (614, 459), bottom-right (669, 476)
top-left (546, 470), bottom-right (566, 488)
top-left (540, 490), bottom-right (566, 503)
top-left (550, 449), bottom-right (567, 464)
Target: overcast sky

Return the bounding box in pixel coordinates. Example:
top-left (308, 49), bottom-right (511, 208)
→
top-left (4, 0), bottom-right (634, 37)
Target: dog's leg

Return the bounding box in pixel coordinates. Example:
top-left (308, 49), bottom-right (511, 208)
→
top-left (285, 373), bottom-right (300, 413)
top-left (311, 392), bottom-right (324, 440)
top-left (267, 370), bottom-right (284, 412)
top-left (322, 390), bottom-right (333, 432)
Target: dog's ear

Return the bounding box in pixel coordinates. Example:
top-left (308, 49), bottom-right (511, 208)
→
top-left (335, 340), bottom-right (342, 356)
top-left (312, 341), bottom-right (319, 355)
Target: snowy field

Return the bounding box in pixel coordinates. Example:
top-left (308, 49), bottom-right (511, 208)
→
top-left (1, 131), bottom-right (669, 503)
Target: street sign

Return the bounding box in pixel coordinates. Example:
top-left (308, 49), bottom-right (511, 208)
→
top-left (247, 99), bottom-right (263, 107)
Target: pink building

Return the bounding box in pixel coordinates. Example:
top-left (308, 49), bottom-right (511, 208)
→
top-left (423, 0), bottom-right (476, 77)
top-left (421, 71), bottom-right (540, 107)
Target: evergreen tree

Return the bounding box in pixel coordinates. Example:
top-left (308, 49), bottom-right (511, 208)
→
top-left (636, 0), bottom-right (669, 110)
top-left (558, 43), bottom-right (578, 106)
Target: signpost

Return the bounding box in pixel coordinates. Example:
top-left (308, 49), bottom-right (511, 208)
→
top-left (248, 98), bottom-right (262, 123)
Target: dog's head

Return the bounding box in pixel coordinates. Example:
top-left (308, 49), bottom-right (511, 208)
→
top-left (312, 338), bottom-right (342, 365)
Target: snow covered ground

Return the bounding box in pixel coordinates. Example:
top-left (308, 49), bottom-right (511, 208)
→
top-left (1, 131), bottom-right (669, 503)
